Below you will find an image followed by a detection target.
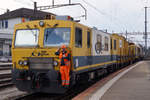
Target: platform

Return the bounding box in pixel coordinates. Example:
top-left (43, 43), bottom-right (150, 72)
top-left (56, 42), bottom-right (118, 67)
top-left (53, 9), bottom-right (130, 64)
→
top-left (73, 61), bottom-right (150, 100)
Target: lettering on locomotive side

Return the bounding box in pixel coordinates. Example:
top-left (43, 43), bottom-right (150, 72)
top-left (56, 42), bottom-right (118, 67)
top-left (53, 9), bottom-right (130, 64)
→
top-left (32, 51), bottom-right (49, 56)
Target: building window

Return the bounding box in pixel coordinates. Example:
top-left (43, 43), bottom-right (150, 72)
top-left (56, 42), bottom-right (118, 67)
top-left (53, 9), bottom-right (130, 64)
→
top-left (104, 37), bottom-right (109, 51)
top-left (2, 20), bottom-right (4, 28)
top-left (0, 44), bottom-right (3, 56)
top-left (87, 31), bottom-right (90, 48)
top-left (5, 20), bottom-right (8, 28)
top-left (114, 40), bottom-right (117, 50)
top-left (0, 20), bottom-right (8, 29)
top-left (0, 21), bottom-right (1, 29)
top-left (75, 27), bottom-right (82, 48)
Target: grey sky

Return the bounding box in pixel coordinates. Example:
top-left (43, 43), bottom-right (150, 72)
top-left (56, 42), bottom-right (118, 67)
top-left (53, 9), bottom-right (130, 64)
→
top-left (0, 0), bottom-right (149, 46)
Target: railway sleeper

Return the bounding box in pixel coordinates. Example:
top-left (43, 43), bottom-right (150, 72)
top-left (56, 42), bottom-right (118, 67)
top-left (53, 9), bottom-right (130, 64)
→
top-left (0, 74), bottom-right (11, 79)
top-left (0, 67), bottom-right (11, 70)
top-left (0, 82), bottom-right (14, 89)
top-left (0, 78), bottom-right (12, 84)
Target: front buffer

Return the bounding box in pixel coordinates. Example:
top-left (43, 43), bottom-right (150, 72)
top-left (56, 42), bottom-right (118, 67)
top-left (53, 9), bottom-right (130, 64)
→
top-left (12, 69), bottom-right (67, 94)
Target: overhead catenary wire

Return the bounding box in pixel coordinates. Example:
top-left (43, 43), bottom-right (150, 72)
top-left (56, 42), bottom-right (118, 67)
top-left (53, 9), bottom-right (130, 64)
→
top-left (11, 0), bottom-right (144, 37)
top-left (114, 5), bottom-right (145, 45)
top-left (81, 0), bottom-right (127, 33)
top-left (30, 0), bottom-right (35, 2)
top-left (81, 0), bottom-right (145, 46)
top-left (0, 8), bottom-right (7, 11)
top-left (82, 0), bottom-right (146, 36)
top-left (144, 0), bottom-right (149, 3)
top-left (12, 0), bottom-right (126, 33)
top-left (82, 0), bottom-right (108, 16)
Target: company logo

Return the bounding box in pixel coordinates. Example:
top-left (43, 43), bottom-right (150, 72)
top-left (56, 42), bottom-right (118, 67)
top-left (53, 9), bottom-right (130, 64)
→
top-left (95, 34), bottom-right (102, 54)
top-left (32, 51), bottom-right (49, 56)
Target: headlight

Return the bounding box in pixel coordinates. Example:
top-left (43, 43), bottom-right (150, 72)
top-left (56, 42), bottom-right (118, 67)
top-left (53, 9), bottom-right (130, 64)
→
top-left (53, 61), bottom-right (58, 66)
top-left (23, 60), bottom-right (28, 66)
top-left (18, 60), bottom-right (28, 66)
top-left (18, 60), bottom-right (23, 65)
top-left (39, 21), bottom-right (45, 27)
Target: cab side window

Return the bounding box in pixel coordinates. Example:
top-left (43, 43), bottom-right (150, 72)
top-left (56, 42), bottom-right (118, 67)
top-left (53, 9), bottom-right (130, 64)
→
top-left (75, 28), bottom-right (82, 48)
top-left (87, 31), bottom-right (90, 48)
top-left (111, 39), bottom-right (112, 50)
top-left (114, 40), bottom-right (117, 50)
top-left (104, 37), bottom-right (109, 51)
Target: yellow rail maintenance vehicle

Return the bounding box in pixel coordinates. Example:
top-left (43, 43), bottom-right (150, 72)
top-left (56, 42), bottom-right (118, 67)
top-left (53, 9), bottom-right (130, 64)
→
top-left (124, 40), bottom-right (130, 65)
top-left (110, 34), bottom-right (119, 69)
top-left (129, 43), bottom-right (136, 63)
top-left (119, 35), bottom-right (127, 66)
top-left (135, 44), bottom-right (143, 61)
top-left (111, 34), bottom-right (125, 67)
top-left (11, 15), bottom-right (141, 94)
top-left (111, 34), bottom-right (131, 67)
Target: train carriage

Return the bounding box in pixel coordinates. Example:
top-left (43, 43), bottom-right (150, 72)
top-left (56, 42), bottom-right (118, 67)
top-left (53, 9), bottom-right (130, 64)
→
top-left (90, 28), bottom-right (116, 73)
top-left (129, 43), bottom-right (136, 63)
top-left (135, 44), bottom-right (143, 61)
top-left (111, 34), bottom-right (132, 67)
top-left (120, 36), bottom-right (126, 66)
top-left (111, 34), bottom-right (124, 66)
top-left (124, 40), bottom-right (130, 65)
top-left (110, 34), bottom-right (119, 68)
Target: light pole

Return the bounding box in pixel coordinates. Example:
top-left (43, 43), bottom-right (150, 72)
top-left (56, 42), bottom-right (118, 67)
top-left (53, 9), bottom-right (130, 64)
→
top-left (144, 7), bottom-right (148, 53)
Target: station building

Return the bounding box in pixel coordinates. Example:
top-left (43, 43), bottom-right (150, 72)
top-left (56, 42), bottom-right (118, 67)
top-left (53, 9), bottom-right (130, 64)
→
top-left (0, 8), bottom-right (55, 56)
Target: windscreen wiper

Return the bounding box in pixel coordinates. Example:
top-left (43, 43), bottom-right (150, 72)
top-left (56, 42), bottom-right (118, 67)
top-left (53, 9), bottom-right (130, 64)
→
top-left (45, 23), bottom-right (58, 42)
top-left (26, 25), bottom-right (38, 42)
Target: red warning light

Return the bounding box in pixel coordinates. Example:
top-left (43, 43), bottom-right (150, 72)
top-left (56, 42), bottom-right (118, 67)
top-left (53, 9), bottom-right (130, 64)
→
top-left (67, 16), bottom-right (71, 20)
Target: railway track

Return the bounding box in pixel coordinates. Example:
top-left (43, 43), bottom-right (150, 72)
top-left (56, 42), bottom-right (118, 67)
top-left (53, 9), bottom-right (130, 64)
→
top-left (0, 67), bottom-right (11, 70)
top-left (14, 75), bottom-right (103, 100)
top-left (0, 63), bottom-right (12, 67)
top-left (14, 73), bottom-right (107, 99)
top-left (0, 63), bottom-right (98, 100)
top-left (0, 63), bottom-right (12, 71)
top-left (0, 63), bottom-right (30, 100)
top-left (0, 86), bottom-right (29, 100)
top-left (1, 61), bottom-right (143, 100)
top-left (0, 69), bottom-right (13, 87)
top-left (0, 77), bottom-right (12, 88)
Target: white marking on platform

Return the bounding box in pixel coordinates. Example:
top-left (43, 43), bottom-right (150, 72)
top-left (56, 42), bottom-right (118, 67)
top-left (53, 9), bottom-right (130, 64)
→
top-left (89, 61), bottom-right (143, 100)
